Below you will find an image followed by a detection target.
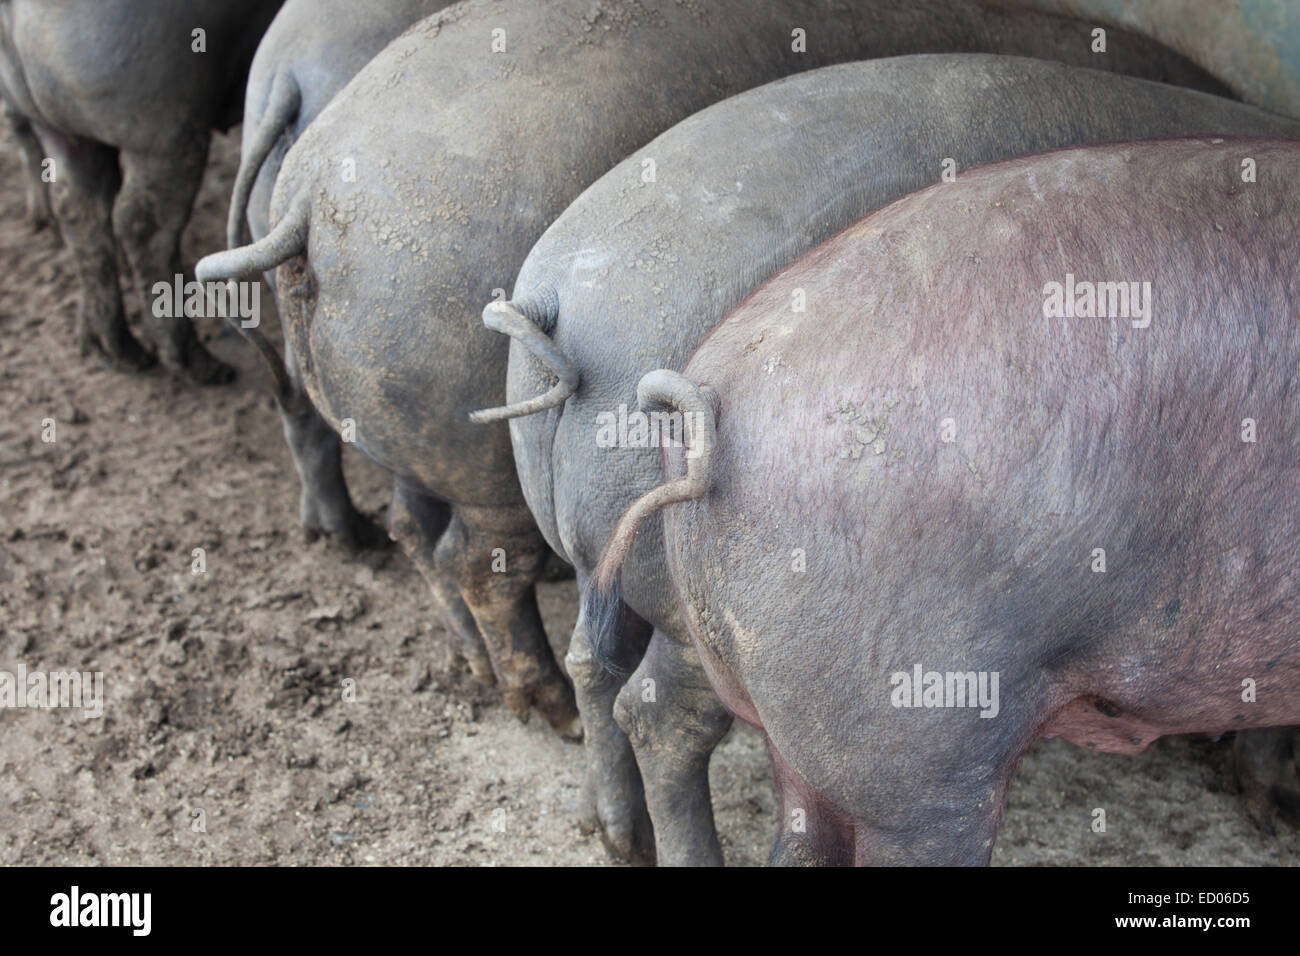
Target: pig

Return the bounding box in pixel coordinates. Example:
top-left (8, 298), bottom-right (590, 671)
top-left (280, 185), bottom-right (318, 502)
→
top-left (0, 0), bottom-right (283, 382)
top-left (227, 0), bottom-right (454, 552)
top-left (478, 54), bottom-right (1300, 864)
top-left (1022, 0), bottom-right (1300, 117)
top-left (585, 137), bottom-right (1300, 865)
top-left (194, 0), bottom-right (1227, 767)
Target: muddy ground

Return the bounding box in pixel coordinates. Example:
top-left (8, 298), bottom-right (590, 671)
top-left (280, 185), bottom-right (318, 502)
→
top-left (0, 124), bottom-right (1295, 867)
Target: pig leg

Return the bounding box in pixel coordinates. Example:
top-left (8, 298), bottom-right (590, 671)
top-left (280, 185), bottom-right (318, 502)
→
top-left (851, 792), bottom-right (1005, 866)
top-left (388, 481), bottom-right (494, 684)
top-left (436, 504), bottom-right (578, 736)
top-left (614, 629), bottom-right (732, 866)
top-left (115, 141), bottom-right (234, 385)
top-left (844, 741), bottom-right (1015, 865)
top-left (281, 345), bottom-right (388, 552)
top-left (766, 739), bottom-right (854, 866)
top-left (566, 581), bottom-right (654, 861)
top-left (3, 100), bottom-right (53, 232)
top-left (36, 126), bottom-right (152, 370)
top-left (1233, 727), bottom-right (1300, 834)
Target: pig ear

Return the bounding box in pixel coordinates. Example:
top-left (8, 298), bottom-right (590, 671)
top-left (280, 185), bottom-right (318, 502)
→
top-left (468, 293), bottom-right (576, 423)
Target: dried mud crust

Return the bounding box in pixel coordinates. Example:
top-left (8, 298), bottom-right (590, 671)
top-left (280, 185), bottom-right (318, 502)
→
top-left (0, 125), bottom-right (1294, 866)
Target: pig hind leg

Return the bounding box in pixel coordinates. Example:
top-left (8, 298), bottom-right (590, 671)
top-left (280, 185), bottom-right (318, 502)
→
top-left (614, 628), bottom-right (732, 866)
top-left (115, 139), bottom-right (233, 385)
top-left (1233, 727), bottom-right (1300, 834)
top-left (566, 580), bottom-right (654, 861)
top-left (843, 735), bottom-right (1021, 865)
top-left (434, 503), bottom-right (578, 735)
top-left (37, 126), bottom-right (152, 370)
top-left (281, 346), bottom-right (387, 552)
top-left (767, 739), bottom-right (855, 866)
top-left (388, 481), bottom-right (494, 684)
top-left (4, 100), bottom-right (53, 231)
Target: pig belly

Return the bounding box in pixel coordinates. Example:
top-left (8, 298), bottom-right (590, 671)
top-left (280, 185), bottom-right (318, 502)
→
top-left (1040, 688), bottom-right (1296, 757)
top-left (1040, 696), bottom-right (1181, 755)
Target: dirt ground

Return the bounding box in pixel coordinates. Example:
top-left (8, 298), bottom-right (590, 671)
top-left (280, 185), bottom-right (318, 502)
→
top-left (0, 124), bottom-right (1295, 867)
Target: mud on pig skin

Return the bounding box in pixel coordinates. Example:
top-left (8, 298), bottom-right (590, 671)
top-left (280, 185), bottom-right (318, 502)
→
top-left (588, 137), bottom-right (1300, 865)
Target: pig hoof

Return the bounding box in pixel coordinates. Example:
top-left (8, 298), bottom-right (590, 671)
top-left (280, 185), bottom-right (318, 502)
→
top-left (337, 512), bottom-right (392, 554)
top-left (1241, 781), bottom-right (1300, 835)
top-left (502, 688), bottom-right (534, 723)
top-left (304, 508), bottom-right (391, 554)
top-left (555, 714), bottom-right (584, 743)
top-left (535, 682), bottom-right (581, 739)
top-left (577, 768), bottom-right (654, 863)
top-left (180, 344), bottom-right (237, 386)
top-left (446, 646), bottom-right (497, 688)
top-left (82, 326), bottom-right (156, 373)
top-left (113, 340), bottom-right (157, 373)
top-left (1232, 729), bottom-right (1300, 834)
top-left (464, 651), bottom-right (496, 687)
top-left (598, 825), bottom-right (654, 865)
top-left (500, 682), bottom-right (579, 736)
